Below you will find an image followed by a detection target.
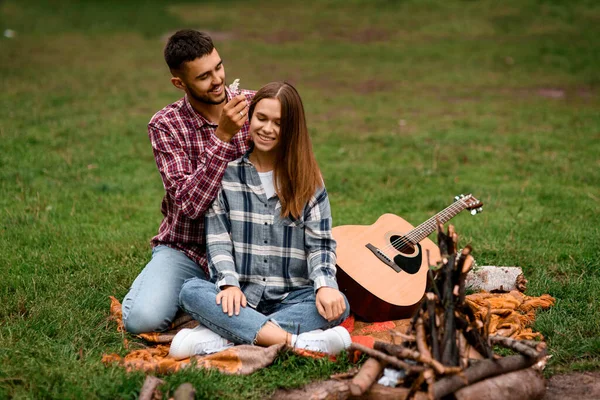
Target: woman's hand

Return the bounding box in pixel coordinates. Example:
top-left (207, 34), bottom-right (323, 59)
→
top-left (216, 285), bottom-right (247, 316)
top-left (316, 287), bottom-right (347, 321)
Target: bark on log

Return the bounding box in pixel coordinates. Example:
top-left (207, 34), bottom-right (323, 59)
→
top-left (453, 368), bottom-right (545, 400)
top-left (426, 293), bottom-right (440, 360)
top-left (432, 354), bottom-right (535, 399)
top-left (138, 375), bottom-right (164, 400)
top-left (489, 335), bottom-right (542, 359)
top-left (465, 266), bottom-right (526, 292)
top-left (348, 358), bottom-right (385, 396)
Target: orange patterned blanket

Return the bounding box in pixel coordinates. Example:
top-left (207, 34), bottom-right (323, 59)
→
top-left (102, 291), bottom-right (554, 375)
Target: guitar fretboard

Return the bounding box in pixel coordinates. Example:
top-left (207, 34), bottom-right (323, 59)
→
top-left (404, 201), bottom-right (467, 243)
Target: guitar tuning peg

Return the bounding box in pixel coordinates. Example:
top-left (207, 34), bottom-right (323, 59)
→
top-left (477, 207), bottom-right (483, 213)
top-left (455, 196), bottom-right (460, 201)
top-left (471, 209), bottom-right (477, 215)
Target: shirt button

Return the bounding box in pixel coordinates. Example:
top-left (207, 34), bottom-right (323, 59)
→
top-left (263, 277), bottom-right (266, 281)
top-left (264, 204), bottom-right (267, 207)
top-left (264, 222), bottom-right (268, 225)
top-left (263, 259), bottom-right (267, 263)
top-left (264, 240), bottom-right (267, 244)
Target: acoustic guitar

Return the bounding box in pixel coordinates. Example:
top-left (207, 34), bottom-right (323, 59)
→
top-left (333, 194), bottom-right (483, 322)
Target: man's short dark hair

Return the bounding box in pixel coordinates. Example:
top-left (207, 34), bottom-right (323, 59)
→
top-left (164, 30), bottom-right (215, 70)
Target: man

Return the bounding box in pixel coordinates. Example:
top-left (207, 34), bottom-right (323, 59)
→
top-left (122, 30), bottom-right (255, 333)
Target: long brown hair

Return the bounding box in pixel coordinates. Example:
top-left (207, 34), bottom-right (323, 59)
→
top-left (248, 82), bottom-right (322, 220)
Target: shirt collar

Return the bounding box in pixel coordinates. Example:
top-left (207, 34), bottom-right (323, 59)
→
top-left (240, 142), bottom-right (255, 165)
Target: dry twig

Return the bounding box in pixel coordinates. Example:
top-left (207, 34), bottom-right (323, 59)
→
top-left (349, 343), bottom-right (425, 375)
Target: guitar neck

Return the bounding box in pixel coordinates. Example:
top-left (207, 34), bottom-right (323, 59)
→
top-left (405, 201), bottom-right (467, 243)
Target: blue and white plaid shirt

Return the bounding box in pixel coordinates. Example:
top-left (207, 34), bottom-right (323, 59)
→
top-left (205, 151), bottom-right (338, 308)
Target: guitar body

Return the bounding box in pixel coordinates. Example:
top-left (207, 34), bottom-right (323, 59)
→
top-left (333, 214), bottom-right (441, 322)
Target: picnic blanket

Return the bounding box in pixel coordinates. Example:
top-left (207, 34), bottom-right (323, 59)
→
top-left (102, 291), bottom-right (554, 375)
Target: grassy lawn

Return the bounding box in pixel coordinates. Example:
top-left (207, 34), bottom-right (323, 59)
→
top-left (1, 0), bottom-right (599, 398)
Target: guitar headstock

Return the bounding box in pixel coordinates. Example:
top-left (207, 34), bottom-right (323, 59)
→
top-left (454, 194), bottom-right (483, 215)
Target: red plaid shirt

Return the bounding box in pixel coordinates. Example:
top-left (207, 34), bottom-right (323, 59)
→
top-left (149, 88), bottom-right (255, 273)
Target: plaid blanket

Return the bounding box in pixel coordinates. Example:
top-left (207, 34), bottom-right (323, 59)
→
top-left (102, 291), bottom-right (554, 375)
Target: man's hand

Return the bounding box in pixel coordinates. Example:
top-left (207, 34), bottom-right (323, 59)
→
top-left (216, 285), bottom-right (247, 316)
top-left (316, 287), bottom-right (346, 321)
top-left (214, 94), bottom-right (249, 143)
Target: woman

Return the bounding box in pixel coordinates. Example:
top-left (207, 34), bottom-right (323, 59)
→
top-left (169, 82), bottom-right (351, 360)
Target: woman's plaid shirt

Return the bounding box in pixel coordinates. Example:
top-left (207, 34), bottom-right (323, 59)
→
top-left (205, 153), bottom-right (338, 307)
top-left (149, 89), bottom-right (254, 273)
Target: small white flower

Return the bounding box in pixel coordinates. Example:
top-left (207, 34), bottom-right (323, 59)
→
top-left (228, 78), bottom-right (240, 95)
top-left (4, 29), bottom-right (16, 39)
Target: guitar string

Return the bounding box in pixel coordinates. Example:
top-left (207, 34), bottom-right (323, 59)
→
top-left (386, 200), bottom-right (470, 252)
top-left (393, 202), bottom-right (465, 250)
top-left (379, 206), bottom-right (461, 253)
top-left (378, 200), bottom-right (468, 254)
top-left (378, 206), bottom-right (460, 254)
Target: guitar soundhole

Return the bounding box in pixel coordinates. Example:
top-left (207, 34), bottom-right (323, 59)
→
top-left (390, 235), bottom-right (415, 254)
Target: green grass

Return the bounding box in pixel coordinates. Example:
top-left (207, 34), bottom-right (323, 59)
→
top-left (1, 0), bottom-right (599, 398)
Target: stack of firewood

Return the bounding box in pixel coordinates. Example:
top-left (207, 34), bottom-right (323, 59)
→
top-left (275, 224), bottom-right (548, 400)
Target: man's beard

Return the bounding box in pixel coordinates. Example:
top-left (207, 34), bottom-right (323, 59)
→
top-left (188, 85), bottom-right (226, 105)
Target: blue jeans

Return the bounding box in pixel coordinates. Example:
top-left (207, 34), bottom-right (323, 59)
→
top-left (179, 278), bottom-right (350, 344)
top-left (122, 245), bottom-right (207, 333)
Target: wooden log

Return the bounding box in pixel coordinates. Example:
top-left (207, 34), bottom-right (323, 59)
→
top-left (374, 342), bottom-right (462, 376)
top-left (270, 380), bottom-right (350, 400)
top-left (440, 257), bottom-right (458, 366)
top-left (426, 293), bottom-right (441, 360)
top-left (453, 368), bottom-right (545, 400)
top-left (331, 368), bottom-right (359, 380)
top-left (431, 354), bottom-right (535, 399)
top-left (353, 384), bottom-right (429, 400)
top-left (271, 380), bottom-right (431, 400)
top-left (348, 358), bottom-right (386, 396)
top-left (415, 318), bottom-right (432, 361)
top-left (173, 383), bottom-right (196, 400)
top-left (489, 335), bottom-right (542, 359)
top-left (138, 375), bottom-right (164, 400)
top-left (465, 266), bottom-right (526, 292)
top-left (349, 343), bottom-right (425, 374)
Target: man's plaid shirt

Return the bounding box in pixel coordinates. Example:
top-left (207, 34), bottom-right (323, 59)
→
top-left (206, 151), bottom-right (338, 308)
top-left (149, 88), bottom-right (255, 273)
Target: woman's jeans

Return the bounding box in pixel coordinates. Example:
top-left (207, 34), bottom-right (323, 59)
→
top-left (121, 245), bottom-right (207, 333)
top-left (179, 278), bottom-right (350, 344)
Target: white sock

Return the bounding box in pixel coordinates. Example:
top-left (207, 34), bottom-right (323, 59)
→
top-left (290, 334), bottom-right (298, 347)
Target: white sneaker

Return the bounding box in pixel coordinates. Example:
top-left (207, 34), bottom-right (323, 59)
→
top-left (168, 325), bottom-right (234, 360)
top-left (294, 326), bottom-right (352, 355)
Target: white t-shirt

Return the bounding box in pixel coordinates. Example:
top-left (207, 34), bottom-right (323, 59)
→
top-left (258, 170), bottom-right (275, 199)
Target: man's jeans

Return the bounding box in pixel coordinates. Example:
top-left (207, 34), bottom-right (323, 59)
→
top-left (179, 278), bottom-right (350, 344)
top-left (122, 245), bottom-right (207, 333)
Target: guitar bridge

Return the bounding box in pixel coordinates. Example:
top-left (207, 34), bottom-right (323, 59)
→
top-left (366, 243), bottom-right (402, 273)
